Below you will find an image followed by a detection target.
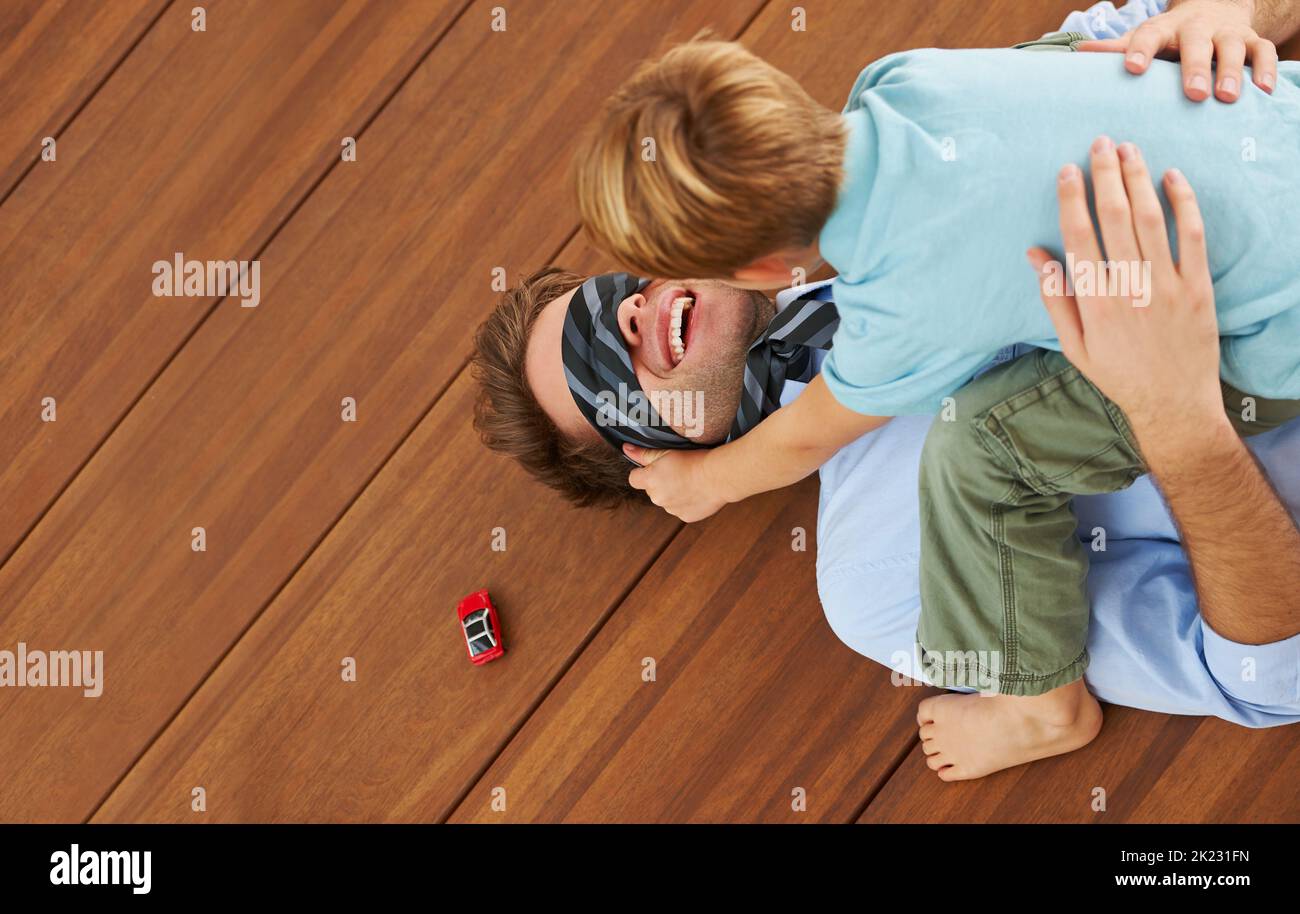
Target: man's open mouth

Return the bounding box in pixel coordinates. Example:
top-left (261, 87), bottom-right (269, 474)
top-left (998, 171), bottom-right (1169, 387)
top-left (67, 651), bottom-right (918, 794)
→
top-left (668, 294), bottom-right (694, 365)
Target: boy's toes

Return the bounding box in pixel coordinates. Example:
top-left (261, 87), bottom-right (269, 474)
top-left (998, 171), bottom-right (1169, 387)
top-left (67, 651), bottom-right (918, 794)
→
top-left (917, 694), bottom-right (943, 724)
top-left (936, 764), bottom-right (966, 782)
top-left (925, 752), bottom-right (948, 771)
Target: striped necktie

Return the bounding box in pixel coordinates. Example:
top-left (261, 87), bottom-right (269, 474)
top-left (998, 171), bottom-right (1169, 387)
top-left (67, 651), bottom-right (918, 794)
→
top-left (727, 288), bottom-right (839, 443)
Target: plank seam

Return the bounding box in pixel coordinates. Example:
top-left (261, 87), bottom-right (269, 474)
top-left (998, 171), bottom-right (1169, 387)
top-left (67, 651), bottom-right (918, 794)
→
top-left (850, 733), bottom-right (921, 823)
top-left (437, 520), bottom-right (682, 823)
top-left (0, 0), bottom-right (477, 578)
top-left (83, 349), bottom-right (471, 823)
top-left (0, 0), bottom-right (176, 208)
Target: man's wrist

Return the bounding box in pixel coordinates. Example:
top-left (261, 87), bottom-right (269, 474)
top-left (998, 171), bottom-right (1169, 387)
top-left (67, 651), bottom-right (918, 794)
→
top-left (1131, 406), bottom-right (1238, 474)
top-left (1167, 0), bottom-right (1259, 29)
top-left (1169, 0), bottom-right (1255, 14)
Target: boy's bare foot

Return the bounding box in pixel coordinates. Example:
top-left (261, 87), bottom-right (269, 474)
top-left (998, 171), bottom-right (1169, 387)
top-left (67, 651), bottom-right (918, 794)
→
top-left (916, 678), bottom-right (1102, 781)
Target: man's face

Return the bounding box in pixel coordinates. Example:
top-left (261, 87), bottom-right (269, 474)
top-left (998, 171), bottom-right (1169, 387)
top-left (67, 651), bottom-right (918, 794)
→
top-left (526, 278), bottom-right (776, 446)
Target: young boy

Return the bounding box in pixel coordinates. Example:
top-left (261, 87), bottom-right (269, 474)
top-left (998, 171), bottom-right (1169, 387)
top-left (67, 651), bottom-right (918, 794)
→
top-left (572, 39), bottom-right (1300, 777)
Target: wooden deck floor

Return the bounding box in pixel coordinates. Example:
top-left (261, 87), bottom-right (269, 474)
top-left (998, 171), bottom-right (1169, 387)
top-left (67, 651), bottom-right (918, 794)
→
top-left (2, 0), bottom-right (1297, 823)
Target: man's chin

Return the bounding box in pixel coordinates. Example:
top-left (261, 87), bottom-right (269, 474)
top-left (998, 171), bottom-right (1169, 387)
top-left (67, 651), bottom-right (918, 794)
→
top-left (669, 429), bottom-right (727, 447)
top-left (697, 410), bottom-right (742, 446)
top-left (751, 288), bottom-right (777, 334)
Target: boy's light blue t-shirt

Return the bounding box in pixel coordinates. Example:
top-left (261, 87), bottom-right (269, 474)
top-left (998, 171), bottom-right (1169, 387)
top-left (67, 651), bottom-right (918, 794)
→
top-left (819, 49), bottom-right (1300, 416)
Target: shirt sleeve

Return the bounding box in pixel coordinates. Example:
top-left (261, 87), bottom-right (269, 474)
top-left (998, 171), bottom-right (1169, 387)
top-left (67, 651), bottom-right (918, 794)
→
top-left (1202, 624), bottom-right (1300, 709)
top-left (1059, 0), bottom-right (1167, 39)
top-left (821, 316), bottom-right (991, 416)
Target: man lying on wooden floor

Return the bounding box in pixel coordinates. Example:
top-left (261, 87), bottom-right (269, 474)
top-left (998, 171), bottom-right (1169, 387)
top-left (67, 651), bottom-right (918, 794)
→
top-left (470, 0), bottom-right (1300, 776)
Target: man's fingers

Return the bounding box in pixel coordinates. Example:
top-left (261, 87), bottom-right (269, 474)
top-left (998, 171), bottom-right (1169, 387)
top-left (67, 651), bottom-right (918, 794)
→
top-left (1164, 169), bottom-right (1209, 282)
top-left (1057, 163), bottom-right (1105, 266)
top-left (1090, 136), bottom-right (1140, 263)
top-left (1123, 21), bottom-right (1173, 73)
top-left (1074, 37), bottom-right (1129, 56)
top-left (1213, 35), bottom-right (1247, 101)
top-left (1249, 38), bottom-right (1279, 93)
top-left (1116, 143), bottom-right (1172, 266)
top-left (1178, 32), bottom-right (1215, 100)
top-left (1028, 248), bottom-right (1085, 363)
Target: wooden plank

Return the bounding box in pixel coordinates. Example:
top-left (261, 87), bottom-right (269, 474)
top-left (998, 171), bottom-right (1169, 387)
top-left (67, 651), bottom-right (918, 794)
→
top-left (2, 0), bottom-right (760, 823)
top-left (0, 0), bottom-right (168, 199)
top-left (861, 708), bottom-right (1300, 823)
top-left (0, 0), bottom-right (463, 567)
top-left (446, 480), bottom-right (928, 822)
top-left (95, 229), bottom-right (672, 823)
top-left (94, 374), bottom-right (678, 822)
top-left (729, 0), bottom-right (1085, 73)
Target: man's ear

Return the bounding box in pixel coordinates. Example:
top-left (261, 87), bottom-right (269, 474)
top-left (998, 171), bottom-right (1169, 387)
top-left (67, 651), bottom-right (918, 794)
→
top-left (733, 253), bottom-right (798, 289)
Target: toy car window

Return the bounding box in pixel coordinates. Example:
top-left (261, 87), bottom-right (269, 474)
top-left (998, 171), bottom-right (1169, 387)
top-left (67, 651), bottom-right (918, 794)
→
top-left (465, 620), bottom-right (487, 639)
top-left (469, 634), bottom-right (495, 655)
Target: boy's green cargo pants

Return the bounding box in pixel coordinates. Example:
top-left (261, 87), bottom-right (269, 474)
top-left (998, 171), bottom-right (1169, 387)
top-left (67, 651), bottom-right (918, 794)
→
top-left (916, 348), bottom-right (1300, 696)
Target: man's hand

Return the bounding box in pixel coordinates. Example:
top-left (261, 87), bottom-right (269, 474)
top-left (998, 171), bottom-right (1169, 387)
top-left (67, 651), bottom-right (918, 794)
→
top-left (625, 445), bottom-right (727, 523)
top-left (1077, 0), bottom-right (1279, 101)
top-left (1032, 136), bottom-right (1300, 646)
top-left (1028, 136), bottom-right (1226, 442)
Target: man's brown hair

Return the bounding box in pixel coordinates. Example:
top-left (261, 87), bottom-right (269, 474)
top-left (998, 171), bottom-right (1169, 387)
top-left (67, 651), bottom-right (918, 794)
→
top-left (572, 37), bottom-right (846, 278)
top-left (472, 267), bottom-right (644, 509)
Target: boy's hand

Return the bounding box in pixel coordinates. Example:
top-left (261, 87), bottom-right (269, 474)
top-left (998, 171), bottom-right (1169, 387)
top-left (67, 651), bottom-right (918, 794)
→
top-left (625, 445), bottom-right (729, 523)
top-left (623, 377), bottom-right (890, 523)
top-left (1076, 0), bottom-right (1278, 101)
top-left (1028, 137), bottom-right (1225, 442)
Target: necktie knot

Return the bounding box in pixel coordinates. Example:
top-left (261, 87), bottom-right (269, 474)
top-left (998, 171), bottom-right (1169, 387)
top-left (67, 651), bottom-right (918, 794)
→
top-left (727, 290), bottom-right (839, 442)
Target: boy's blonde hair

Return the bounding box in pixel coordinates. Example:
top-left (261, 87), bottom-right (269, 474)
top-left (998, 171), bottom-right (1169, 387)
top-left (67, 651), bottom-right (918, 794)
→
top-left (573, 37), bottom-right (846, 279)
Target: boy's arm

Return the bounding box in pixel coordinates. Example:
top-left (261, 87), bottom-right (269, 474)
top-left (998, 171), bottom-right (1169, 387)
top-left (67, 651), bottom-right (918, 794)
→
top-left (706, 374), bottom-right (890, 502)
top-left (625, 374), bottom-right (890, 522)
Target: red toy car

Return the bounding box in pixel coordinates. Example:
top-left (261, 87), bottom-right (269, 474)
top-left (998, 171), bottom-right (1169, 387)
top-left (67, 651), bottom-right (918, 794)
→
top-left (457, 590), bottom-right (505, 665)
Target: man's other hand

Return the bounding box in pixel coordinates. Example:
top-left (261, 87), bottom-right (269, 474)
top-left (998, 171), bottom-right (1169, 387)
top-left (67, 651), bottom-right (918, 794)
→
top-left (1077, 0), bottom-right (1278, 101)
top-left (1028, 137), bottom-right (1225, 443)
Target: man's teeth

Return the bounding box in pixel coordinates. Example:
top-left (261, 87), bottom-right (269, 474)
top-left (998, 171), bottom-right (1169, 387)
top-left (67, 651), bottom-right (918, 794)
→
top-left (669, 295), bottom-right (693, 364)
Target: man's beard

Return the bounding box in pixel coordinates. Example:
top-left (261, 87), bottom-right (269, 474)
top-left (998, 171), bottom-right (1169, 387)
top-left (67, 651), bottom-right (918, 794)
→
top-left (693, 289), bottom-right (776, 444)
